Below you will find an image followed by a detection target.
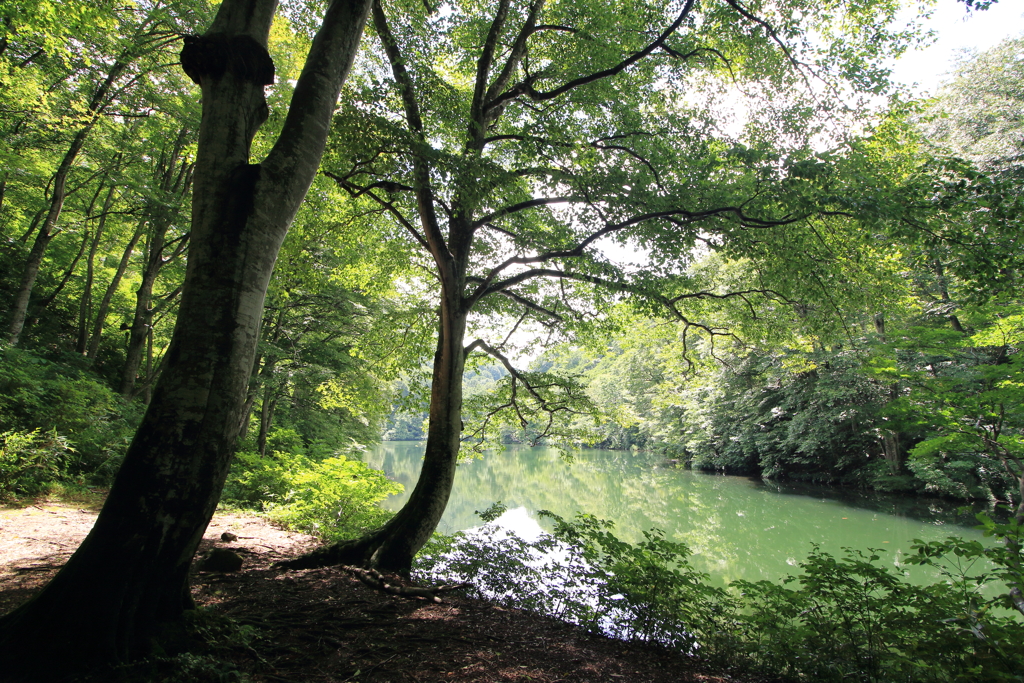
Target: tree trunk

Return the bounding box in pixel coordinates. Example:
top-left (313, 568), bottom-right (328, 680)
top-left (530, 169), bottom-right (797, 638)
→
top-left (282, 0), bottom-right (475, 574)
top-left (881, 430), bottom-right (901, 475)
top-left (932, 259), bottom-right (965, 333)
top-left (6, 61), bottom-right (126, 345)
top-left (86, 219), bottom-right (146, 360)
top-left (33, 226), bottom-right (89, 312)
top-left (872, 312), bottom-right (885, 341)
top-left (122, 132), bottom-right (194, 393)
top-left (256, 376), bottom-right (277, 456)
top-left (283, 304), bottom-right (468, 573)
top-left (0, 0), bottom-right (372, 677)
top-left (76, 185), bottom-right (115, 353)
top-left (143, 326), bottom-right (154, 404)
top-left (120, 264), bottom-right (160, 396)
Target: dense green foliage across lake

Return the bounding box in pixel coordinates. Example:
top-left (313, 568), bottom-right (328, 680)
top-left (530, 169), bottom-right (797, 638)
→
top-left (369, 442), bottom-right (989, 586)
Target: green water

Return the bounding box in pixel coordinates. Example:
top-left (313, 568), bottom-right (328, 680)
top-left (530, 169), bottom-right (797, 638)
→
top-left (366, 442), bottom-right (990, 586)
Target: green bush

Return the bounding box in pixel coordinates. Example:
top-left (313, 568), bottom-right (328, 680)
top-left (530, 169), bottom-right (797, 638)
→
top-left (730, 544), bottom-right (1023, 682)
top-left (0, 346), bottom-right (138, 480)
top-left (0, 429), bottom-right (74, 498)
top-left (415, 511), bottom-right (1024, 682)
top-left (222, 449), bottom-right (402, 541)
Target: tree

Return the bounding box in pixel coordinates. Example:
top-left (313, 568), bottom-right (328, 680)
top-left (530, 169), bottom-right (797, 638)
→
top-left (924, 37), bottom-right (1024, 177)
top-left (0, 0), bottom-right (373, 678)
top-left (3, 1), bottom-right (188, 346)
top-left (899, 314), bottom-right (1024, 615)
top-left (284, 0), bottom-right (921, 573)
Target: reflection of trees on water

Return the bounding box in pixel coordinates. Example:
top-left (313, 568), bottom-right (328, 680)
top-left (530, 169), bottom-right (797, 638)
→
top-left (369, 443), bottom-right (989, 585)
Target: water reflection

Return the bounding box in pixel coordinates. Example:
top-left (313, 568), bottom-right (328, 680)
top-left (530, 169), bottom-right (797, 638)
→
top-left (368, 442), bottom-right (990, 586)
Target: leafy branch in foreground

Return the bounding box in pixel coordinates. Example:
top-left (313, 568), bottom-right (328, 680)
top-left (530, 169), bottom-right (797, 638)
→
top-left (416, 510), bottom-right (1024, 682)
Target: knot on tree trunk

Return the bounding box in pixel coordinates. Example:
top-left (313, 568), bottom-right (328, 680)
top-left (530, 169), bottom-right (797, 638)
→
top-left (180, 34), bottom-right (275, 86)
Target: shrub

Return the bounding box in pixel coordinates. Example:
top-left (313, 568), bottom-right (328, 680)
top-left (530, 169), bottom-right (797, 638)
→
top-left (0, 346), bottom-right (137, 480)
top-left (222, 449), bottom-right (402, 540)
top-left (415, 510), bottom-right (1024, 682)
top-left (0, 429), bottom-right (74, 498)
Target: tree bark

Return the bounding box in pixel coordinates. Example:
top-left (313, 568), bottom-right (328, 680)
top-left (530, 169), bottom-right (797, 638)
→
top-left (0, 0), bottom-right (371, 678)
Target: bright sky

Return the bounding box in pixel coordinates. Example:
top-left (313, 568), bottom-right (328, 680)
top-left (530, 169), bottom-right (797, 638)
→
top-left (891, 1), bottom-right (1024, 94)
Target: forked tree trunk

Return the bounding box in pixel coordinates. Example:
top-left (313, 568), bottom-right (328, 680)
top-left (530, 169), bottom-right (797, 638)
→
top-left (0, 0), bottom-right (371, 678)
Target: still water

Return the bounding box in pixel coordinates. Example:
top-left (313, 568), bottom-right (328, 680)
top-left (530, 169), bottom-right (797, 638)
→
top-left (365, 442), bottom-right (990, 586)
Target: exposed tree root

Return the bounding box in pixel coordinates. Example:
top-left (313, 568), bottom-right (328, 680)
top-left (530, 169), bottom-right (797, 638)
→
top-left (343, 566), bottom-right (469, 603)
top-left (275, 535), bottom-right (377, 571)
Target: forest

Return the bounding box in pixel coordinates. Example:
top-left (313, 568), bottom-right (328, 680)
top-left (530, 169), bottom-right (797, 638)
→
top-left (0, 0), bottom-right (1022, 680)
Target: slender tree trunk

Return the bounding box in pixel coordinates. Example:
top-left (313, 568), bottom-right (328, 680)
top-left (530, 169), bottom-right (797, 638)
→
top-left (284, 298), bottom-right (468, 573)
top-left (119, 217), bottom-right (181, 396)
top-left (86, 219), bottom-right (146, 360)
top-left (120, 262), bottom-right (159, 396)
top-left (7, 62), bottom-right (126, 345)
top-left (932, 259), bottom-right (965, 333)
top-left (143, 327), bottom-right (154, 404)
top-left (123, 132), bottom-right (194, 392)
top-left (77, 186), bottom-right (116, 353)
top-left (0, 0), bottom-right (372, 677)
top-left (33, 227), bottom-right (89, 314)
top-left (256, 369), bottom-right (277, 455)
top-left (369, 305), bottom-right (467, 570)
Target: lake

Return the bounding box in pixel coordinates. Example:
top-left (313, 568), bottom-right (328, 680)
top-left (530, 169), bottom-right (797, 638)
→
top-left (365, 442), bottom-right (991, 586)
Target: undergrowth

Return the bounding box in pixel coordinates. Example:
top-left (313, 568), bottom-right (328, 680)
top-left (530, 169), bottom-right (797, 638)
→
top-left (415, 504), bottom-right (1024, 683)
top-left (221, 448), bottom-right (401, 541)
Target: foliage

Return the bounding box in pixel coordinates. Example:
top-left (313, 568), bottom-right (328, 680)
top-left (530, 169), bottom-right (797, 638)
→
top-left (222, 449), bottom-right (402, 541)
top-left (923, 36), bottom-right (1024, 177)
top-left (0, 346), bottom-right (137, 480)
top-left (908, 511), bottom-right (1024, 619)
top-left (0, 428), bottom-right (73, 498)
top-left (416, 510), bottom-right (1024, 682)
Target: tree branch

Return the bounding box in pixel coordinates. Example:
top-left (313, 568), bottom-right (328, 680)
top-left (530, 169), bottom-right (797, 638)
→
top-left (372, 0), bottom-right (449, 261)
top-left (482, 0), bottom-right (546, 126)
top-left (468, 0), bottom-right (512, 149)
top-left (485, 0), bottom-right (697, 113)
top-left (324, 170), bottom-right (429, 250)
top-left (260, 0), bottom-right (374, 214)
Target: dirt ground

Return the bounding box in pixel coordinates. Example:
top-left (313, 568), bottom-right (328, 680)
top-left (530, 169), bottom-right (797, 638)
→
top-left (0, 501), bottom-right (751, 683)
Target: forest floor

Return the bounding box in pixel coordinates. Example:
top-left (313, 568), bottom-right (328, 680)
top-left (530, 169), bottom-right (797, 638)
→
top-left (0, 498), bottom-right (759, 683)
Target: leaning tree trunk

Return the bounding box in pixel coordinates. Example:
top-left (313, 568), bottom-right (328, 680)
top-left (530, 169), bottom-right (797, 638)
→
top-left (283, 300), bottom-right (468, 573)
top-left (281, 0), bottom-right (475, 574)
top-left (6, 60), bottom-right (126, 346)
top-left (0, 0), bottom-right (371, 679)
top-left (121, 131), bottom-right (194, 394)
top-left (75, 184), bottom-right (115, 353)
top-left (86, 218), bottom-right (146, 359)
